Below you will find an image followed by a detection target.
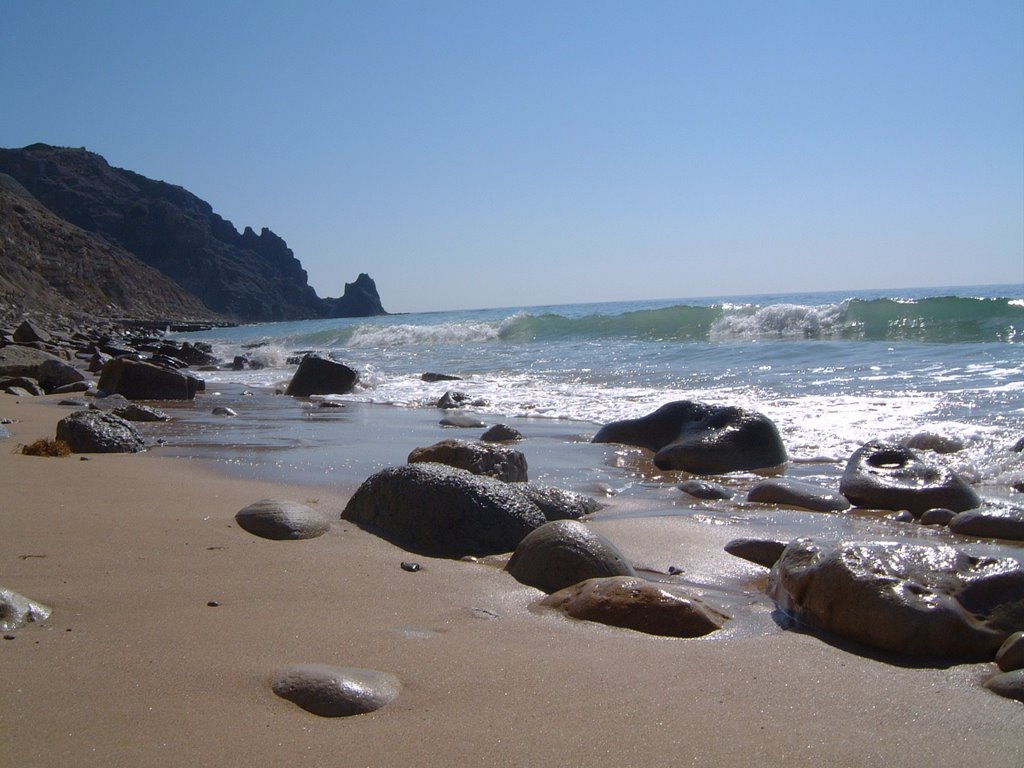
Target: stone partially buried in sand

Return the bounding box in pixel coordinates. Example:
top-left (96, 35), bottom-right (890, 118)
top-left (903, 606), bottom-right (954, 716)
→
top-left (235, 499), bottom-right (330, 540)
top-left (747, 477), bottom-right (850, 512)
top-left (768, 538), bottom-right (1024, 661)
top-left (1, 586), bottom-right (52, 631)
top-left (948, 505), bottom-right (1024, 541)
top-left (541, 576), bottom-right (730, 637)
top-left (272, 664), bottom-right (401, 717)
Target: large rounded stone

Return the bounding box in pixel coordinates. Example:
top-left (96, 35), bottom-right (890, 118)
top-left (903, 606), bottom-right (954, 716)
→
top-left (984, 670), bottom-right (1024, 703)
top-left (768, 538), bottom-right (1024, 660)
top-left (285, 354), bottom-right (358, 397)
top-left (55, 410), bottom-right (144, 453)
top-left (0, 586), bottom-right (52, 631)
top-left (519, 484), bottom-right (602, 521)
top-left (902, 432), bottom-right (965, 454)
top-left (996, 631), bottom-right (1024, 672)
top-left (677, 479), bottom-right (733, 500)
top-left (593, 400), bottom-right (787, 474)
top-left (724, 538), bottom-right (788, 569)
top-left (506, 519), bottom-right (636, 594)
top-left (839, 441), bottom-right (980, 515)
top-left (235, 499), bottom-right (330, 540)
top-left (272, 664), bottom-right (400, 717)
top-left (540, 576), bottom-right (729, 637)
top-left (408, 438), bottom-right (528, 482)
top-left (746, 478), bottom-right (850, 512)
top-left (948, 506), bottom-right (1024, 541)
top-left (341, 463), bottom-right (545, 557)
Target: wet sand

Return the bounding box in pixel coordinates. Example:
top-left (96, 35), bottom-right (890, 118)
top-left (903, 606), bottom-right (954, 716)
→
top-left (2, 395), bottom-right (1022, 767)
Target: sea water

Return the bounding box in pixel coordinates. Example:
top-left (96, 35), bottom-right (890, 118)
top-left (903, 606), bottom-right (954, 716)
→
top-left (162, 284), bottom-right (1024, 504)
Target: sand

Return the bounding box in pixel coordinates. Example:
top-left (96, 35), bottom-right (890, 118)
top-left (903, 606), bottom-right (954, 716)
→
top-left (2, 395), bottom-right (1022, 767)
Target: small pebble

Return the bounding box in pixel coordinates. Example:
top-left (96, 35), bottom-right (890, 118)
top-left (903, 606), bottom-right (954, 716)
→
top-left (207, 600), bottom-right (220, 607)
top-left (79, 456), bottom-right (90, 461)
top-left (400, 562), bottom-right (421, 572)
top-left (3, 634), bottom-right (15, 640)
top-left (668, 566), bottom-right (684, 575)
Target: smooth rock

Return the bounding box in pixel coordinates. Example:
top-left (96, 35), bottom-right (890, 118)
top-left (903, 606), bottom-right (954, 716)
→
top-left (5, 386), bottom-right (33, 397)
top-left (271, 664), bottom-right (400, 717)
top-left (0, 376), bottom-right (44, 395)
top-left (421, 372), bottom-right (462, 382)
top-left (919, 508), bottom-right (957, 526)
top-left (506, 519), bottom-right (636, 594)
top-left (984, 670), bottom-right (1024, 703)
top-left (481, 424), bottom-right (523, 442)
top-left (0, 586), bottom-right (52, 631)
top-left (839, 440), bottom-right (980, 516)
top-left (541, 576), bottom-right (730, 637)
top-left (235, 499), bottom-right (330, 540)
top-left (55, 410), bottom-right (144, 453)
top-left (768, 538), bottom-right (1024, 660)
top-left (212, 406), bottom-right (238, 417)
top-left (98, 356), bottom-right (201, 400)
top-left (724, 538), bottom-right (788, 569)
top-left (436, 390), bottom-right (468, 409)
top-left (592, 400), bottom-right (787, 474)
top-left (948, 506), bottom-right (1024, 541)
top-left (50, 380), bottom-right (92, 394)
top-left (0, 345), bottom-right (64, 380)
top-left (747, 478), bottom-right (850, 512)
top-left (115, 403), bottom-right (170, 422)
top-left (439, 413), bottom-right (486, 428)
top-left (996, 631), bottom-right (1024, 672)
top-left (341, 463), bottom-right (545, 557)
top-left (285, 354), bottom-right (358, 397)
top-left (677, 479), bottom-right (733, 500)
top-left (902, 432), bottom-right (965, 454)
top-left (519, 484), bottom-right (603, 521)
top-left (408, 438), bottom-right (528, 482)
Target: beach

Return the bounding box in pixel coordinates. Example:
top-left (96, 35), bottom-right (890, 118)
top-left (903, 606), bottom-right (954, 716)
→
top-left (3, 394), bottom-right (1023, 767)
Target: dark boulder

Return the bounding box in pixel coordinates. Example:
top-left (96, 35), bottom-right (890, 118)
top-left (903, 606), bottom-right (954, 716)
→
top-left (541, 576), bottom-right (729, 637)
top-left (407, 439), bottom-right (528, 482)
top-left (592, 400), bottom-right (787, 474)
top-left (506, 519), bottom-right (636, 594)
top-left (272, 664), bottom-right (400, 717)
top-left (768, 537), bottom-right (1024, 660)
top-left (0, 345), bottom-right (64, 380)
top-left (724, 537), bottom-right (788, 569)
top-left (984, 670), bottom-right (1024, 703)
top-left (55, 410), bottom-right (144, 453)
top-left (948, 505), bottom-right (1024, 541)
top-left (996, 631), bottom-right (1024, 672)
top-left (747, 478), bottom-right (850, 512)
top-left (98, 357), bottom-right (201, 400)
top-left (36, 358), bottom-right (86, 392)
top-left (902, 432), bottom-right (965, 454)
top-left (677, 479), bottom-right (733, 500)
top-left (285, 354), bottom-right (358, 397)
top-left (341, 463), bottom-right (545, 557)
top-left (0, 376), bottom-right (44, 396)
top-left (519, 484), bottom-right (603, 521)
top-left (12, 320), bottom-right (51, 344)
top-left (481, 424), bottom-right (523, 442)
top-left (421, 372), bottom-right (462, 382)
top-left (839, 441), bottom-right (980, 515)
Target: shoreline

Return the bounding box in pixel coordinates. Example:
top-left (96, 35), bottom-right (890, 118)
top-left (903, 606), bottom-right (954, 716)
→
top-left (2, 395), bottom-right (1023, 766)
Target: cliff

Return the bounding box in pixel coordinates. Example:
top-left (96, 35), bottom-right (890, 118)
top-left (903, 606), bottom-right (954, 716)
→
top-left (0, 144), bottom-right (386, 323)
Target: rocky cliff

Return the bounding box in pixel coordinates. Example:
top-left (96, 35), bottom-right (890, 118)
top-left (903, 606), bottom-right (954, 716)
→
top-left (0, 144), bottom-right (386, 323)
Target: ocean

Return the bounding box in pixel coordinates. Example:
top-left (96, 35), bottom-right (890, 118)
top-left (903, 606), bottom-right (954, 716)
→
top-left (162, 284), bottom-right (1024, 516)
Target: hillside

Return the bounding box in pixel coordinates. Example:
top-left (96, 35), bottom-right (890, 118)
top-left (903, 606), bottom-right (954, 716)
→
top-left (0, 144), bottom-right (386, 323)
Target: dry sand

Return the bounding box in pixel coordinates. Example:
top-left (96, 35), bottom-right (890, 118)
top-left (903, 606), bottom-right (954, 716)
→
top-left (2, 396), bottom-right (1022, 767)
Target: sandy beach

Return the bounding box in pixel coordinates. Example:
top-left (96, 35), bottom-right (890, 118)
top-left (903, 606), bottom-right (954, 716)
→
top-left (2, 395), bottom-right (1022, 767)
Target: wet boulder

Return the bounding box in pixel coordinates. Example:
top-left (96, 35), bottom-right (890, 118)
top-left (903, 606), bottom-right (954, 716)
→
top-left (519, 484), bottom-right (603, 521)
top-left (677, 479), bottom-right (733, 500)
top-left (12, 319), bottom-right (51, 345)
top-left (767, 538), bottom-right (1024, 661)
top-left (285, 354), bottom-right (358, 397)
top-left (36, 358), bottom-right (86, 392)
top-left (98, 357), bottom-right (201, 400)
top-left (724, 537), bottom-right (788, 569)
top-left (408, 438), bottom-right (528, 482)
top-left (272, 664), bottom-right (401, 717)
top-left (1, 586), bottom-right (52, 631)
top-left (341, 463), bottom-right (545, 557)
top-left (747, 478), bottom-right (850, 512)
top-left (55, 410), bottom-right (144, 453)
top-left (540, 576), bottom-right (730, 637)
top-left (902, 432), bottom-right (965, 455)
top-left (948, 505), bottom-right (1024, 541)
top-left (506, 519), bottom-right (636, 594)
top-left (235, 499), bottom-right (330, 540)
top-left (592, 400), bottom-right (787, 474)
top-left (996, 631), bottom-right (1024, 672)
top-left (839, 441), bottom-right (980, 516)
top-left (481, 424), bottom-right (523, 442)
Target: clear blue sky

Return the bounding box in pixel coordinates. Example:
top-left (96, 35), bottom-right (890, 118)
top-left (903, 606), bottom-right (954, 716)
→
top-left (3, 1), bottom-right (1022, 313)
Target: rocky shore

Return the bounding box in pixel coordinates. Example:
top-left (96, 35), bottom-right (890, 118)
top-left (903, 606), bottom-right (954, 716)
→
top-left (2, 317), bottom-right (1024, 766)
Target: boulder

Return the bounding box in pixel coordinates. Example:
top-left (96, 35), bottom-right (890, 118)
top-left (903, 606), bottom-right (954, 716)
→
top-left (592, 400), bottom-right (787, 474)
top-left (36, 358), bottom-right (86, 392)
top-left (0, 345), bottom-right (64, 380)
top-left (996, 631), bottom-right (1024, 672)
top-left (948, 505), bottom-right (1024, 541)
top-left (55, 410), bottom-right (144, 453)
top-left (724, 538), bottom-right (788, 569)
top-left (919, 508), bottom-right (956, 526)
top-left (902, 432), bottom-right (965, 454)
top-left (746, 478), bottom-right (850, 512)
top-left (341, 463), bottom-right (545, 557)
top-left (98, 357), bottom-right (201, 400)
top-left (519, 484), bottom-right (603, 521)
top-left (984, 670), bottom-right (1024, 703)
top-left (767, 538), bottom-right (1024, 660)
top-left (839, 441), bottom-right (980, 516)
top-left (506, 519), bottom-right (636, 594)
top-left (0, 376), bottom-right (44, 395)
top-left (677, 479), bottom-right (733, 500)
top-left (481, 424), bottom-right (523, 442)
top-left (0, 586), bottom-right (52, 631)
top-left (271, 664), bottom-right (401, 717)
top-left (235, 499), bottom-right (330, 540)
top-left (422, 372), bottom-right (462, 382)
top-left (437, 391), bottom-right (468, 409)
top-left (408, 439), bottom-right (528, 482)
top-left (12, 319), bottom-right (51, 344)
top-left (284, 354), bottom-right (358, 397)
top-left (440, 413), bottom-right (486, 428)
top-left (541, 576), bottom-right (730, 637)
